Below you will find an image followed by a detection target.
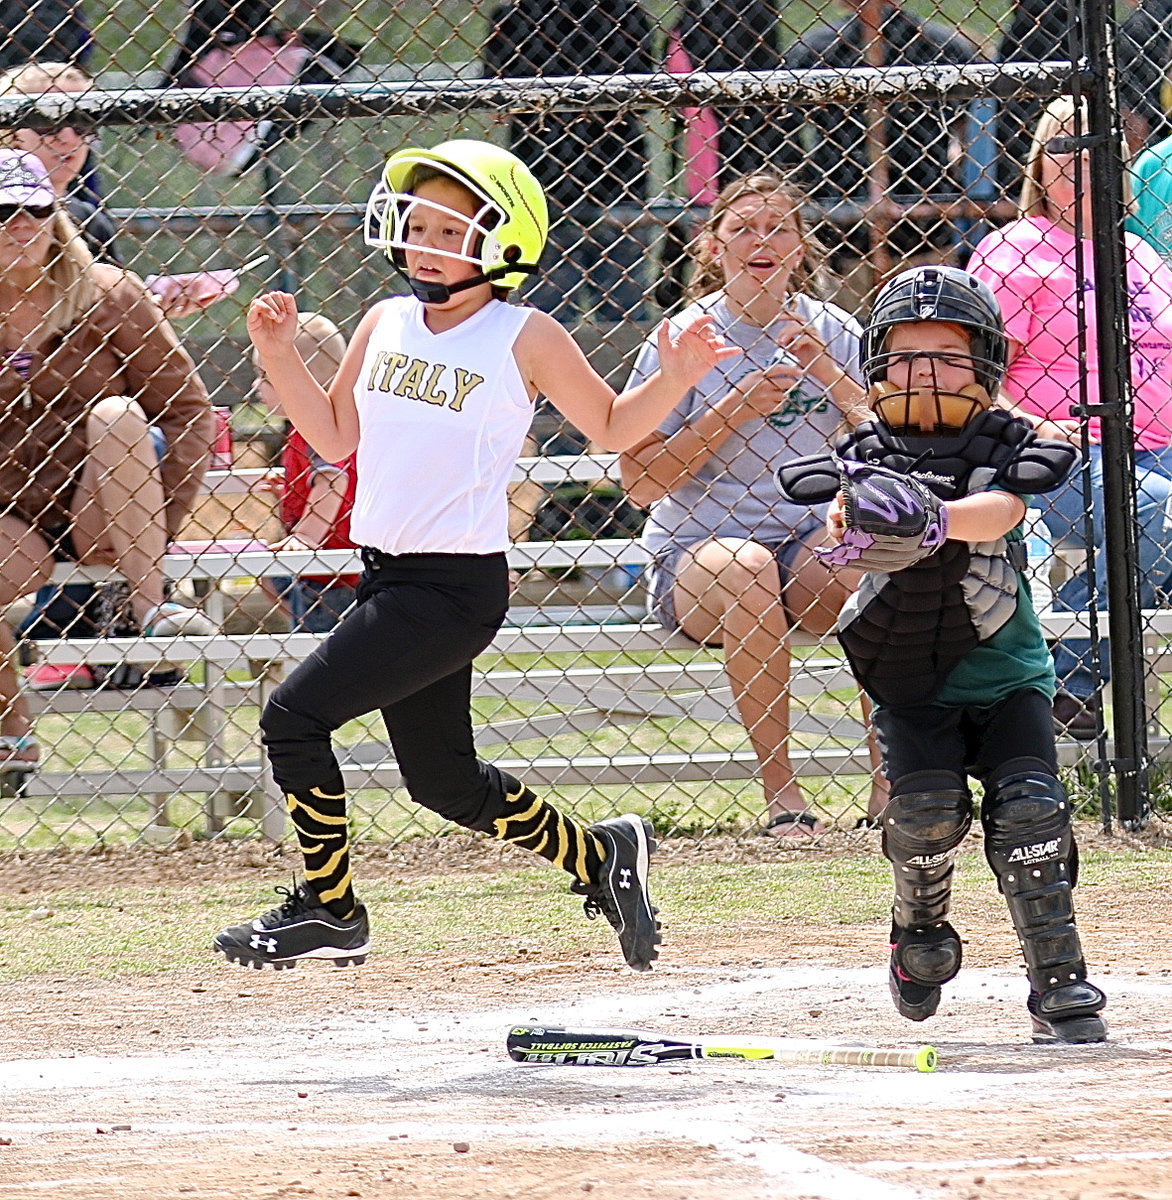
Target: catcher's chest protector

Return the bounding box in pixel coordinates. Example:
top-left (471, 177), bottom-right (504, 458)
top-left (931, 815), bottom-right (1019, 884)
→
top-left (833, 412), bottom-right (1072, 708)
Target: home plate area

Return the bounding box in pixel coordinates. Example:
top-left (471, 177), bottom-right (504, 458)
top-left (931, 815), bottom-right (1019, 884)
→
top-left (4, 962), bottom-right (1172, 1200)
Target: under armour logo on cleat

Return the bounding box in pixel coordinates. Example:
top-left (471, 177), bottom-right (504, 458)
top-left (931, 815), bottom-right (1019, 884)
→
top-left (618, 868), bottom-right (632, 889)
top-left (250, 935), bottom-right (278, 953)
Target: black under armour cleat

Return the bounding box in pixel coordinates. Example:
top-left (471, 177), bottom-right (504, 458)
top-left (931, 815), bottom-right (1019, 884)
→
top-left (1028, 982), bottom-right (1108, 1044)
top-left (213, 881), bottom-right (370, 969)
top-left (573, 814), bottom-right (661, 972)
top-left (888, 922), bottom-right (962, 1022)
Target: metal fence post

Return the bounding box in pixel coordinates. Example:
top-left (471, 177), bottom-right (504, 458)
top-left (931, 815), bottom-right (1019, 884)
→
top-left (1081, 0), bottom-right (1150, 827)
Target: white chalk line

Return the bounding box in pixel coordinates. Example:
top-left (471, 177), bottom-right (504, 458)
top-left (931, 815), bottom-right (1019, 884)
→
top-left (864, 1147), bottom-right (1172, 1171)
top-left (0, 1114), bottom-right (930, 1200)
top-left (0, 965), bottom-right (949, 1200)
top-left (0, 1180), bottom-right (115, 1193)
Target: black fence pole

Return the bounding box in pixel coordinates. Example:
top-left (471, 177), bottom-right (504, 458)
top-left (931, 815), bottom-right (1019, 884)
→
top-left (1080, 0), bottom-right (1149, 827)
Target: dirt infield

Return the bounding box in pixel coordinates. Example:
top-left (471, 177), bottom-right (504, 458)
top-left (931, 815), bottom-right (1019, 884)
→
top-left (3, 836), bottom-right (1172, 1200)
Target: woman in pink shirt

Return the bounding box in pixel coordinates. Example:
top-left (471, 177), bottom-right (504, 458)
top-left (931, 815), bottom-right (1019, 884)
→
top-left (968, 97), bottom-right (1172, 737)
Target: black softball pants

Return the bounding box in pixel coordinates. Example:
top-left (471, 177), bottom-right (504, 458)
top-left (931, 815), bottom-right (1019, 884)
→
top-left (873, 687), bottom-right (1059, 791)
top-left (260, 549), bottom-right (511, 833)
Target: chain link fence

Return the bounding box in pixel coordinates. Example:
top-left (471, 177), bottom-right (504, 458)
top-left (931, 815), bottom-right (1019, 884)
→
top-left (0, 0), bottom-right (1167, 850)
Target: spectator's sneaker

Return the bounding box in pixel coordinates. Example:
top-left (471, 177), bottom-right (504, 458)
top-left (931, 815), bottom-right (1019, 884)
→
top-left (213, 881), bottom-right (370, 969)
top-left (143, 602), bottom-right (216, 637)
top-left (572, 814), bottom-right (661, 972)
top-left (24, 662), bottom-right (95, 691)
top-left (1028, 983), bottom-right (1108, 1044)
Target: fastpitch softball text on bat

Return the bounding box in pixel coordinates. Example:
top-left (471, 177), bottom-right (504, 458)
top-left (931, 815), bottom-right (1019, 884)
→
top-left (506, 1026), bottom-right (938, 1073)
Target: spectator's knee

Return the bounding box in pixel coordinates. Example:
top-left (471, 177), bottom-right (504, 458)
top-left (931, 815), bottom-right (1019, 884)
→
top-left (88, 396), bottom-right (149, 444)
top-left (714, 540), bottom-right (781, 607)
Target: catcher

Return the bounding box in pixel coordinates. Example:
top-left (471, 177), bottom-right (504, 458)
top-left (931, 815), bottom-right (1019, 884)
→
top-left (777, 265), bottom-right (1107, 1044)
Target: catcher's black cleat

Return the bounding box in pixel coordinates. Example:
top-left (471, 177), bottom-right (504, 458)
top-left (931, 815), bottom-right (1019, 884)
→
top-left (213, 881), bottom-right (370, 969)
top-left (1028, 983), bottom-right (1108, 1044)
top-left (573, 814), bottom-right (661, 972)
top-left (888, 922), bottom-right (962, 1022)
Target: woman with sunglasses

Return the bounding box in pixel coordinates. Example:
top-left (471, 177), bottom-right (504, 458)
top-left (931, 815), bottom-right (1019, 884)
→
top-left (2, 61), bottom-right (247, 693)
top-left (1, 62), bottom-right (247, 318)
top-left (0, 149), bottom-right (214, 771)
top-left (968, 96), bottom-right (1172, 738)
top-left (620, 171), bottom-right (887, 838)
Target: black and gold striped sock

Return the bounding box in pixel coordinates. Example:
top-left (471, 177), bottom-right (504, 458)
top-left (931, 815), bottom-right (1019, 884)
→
top-left (491, 777), bottom-right (605, 886)
top-left (285, 778), bottom-right (356, 919)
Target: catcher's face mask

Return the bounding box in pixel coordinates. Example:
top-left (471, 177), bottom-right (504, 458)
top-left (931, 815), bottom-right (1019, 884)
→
top-left (868, 321), bottom-right (992, 434)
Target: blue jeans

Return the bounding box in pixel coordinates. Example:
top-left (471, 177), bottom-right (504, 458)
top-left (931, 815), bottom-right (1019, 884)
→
top-left (271, 576), bottom-right (357, 634)
top-left (1041, 443), bottom-right (1172, 699)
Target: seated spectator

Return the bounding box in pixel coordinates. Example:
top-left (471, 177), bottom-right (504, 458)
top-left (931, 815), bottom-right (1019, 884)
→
top-left (162, 0), bottom-right (360, 177)
top-left (0, 149), bottom-right (214, 769)
top-left (620, 171), bottom-right (886, 836)
top-left (968, 97), bottom-right (1172, 738)
top-left (482, 0), bottom-right (654, 325)
top-left (254, 312), bottom-right (357, 633)
top-left (0, 63), bottom-right (116, 263)
top-left (1, 60), bottom-right (248, 313)
top-left (778, 0), bottom-right (982, 311)
top-left (2, 61), bottom-right (243, 689)
top-left (1130, 129), bottom-right (1172, 262)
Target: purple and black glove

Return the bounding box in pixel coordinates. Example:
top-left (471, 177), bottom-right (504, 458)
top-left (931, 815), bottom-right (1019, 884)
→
top-left (816, 459), bottom-right (949, 572)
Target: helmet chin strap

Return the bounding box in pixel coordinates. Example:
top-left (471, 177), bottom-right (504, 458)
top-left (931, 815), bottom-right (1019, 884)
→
top-left (400, 260), bottom-right (537, 304)
top-left (405, 272), bottom-right (493, 304)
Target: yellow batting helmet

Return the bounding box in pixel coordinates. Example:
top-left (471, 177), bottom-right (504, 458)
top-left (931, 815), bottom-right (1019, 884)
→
top-left (364, 138), bottom-right (548, 294)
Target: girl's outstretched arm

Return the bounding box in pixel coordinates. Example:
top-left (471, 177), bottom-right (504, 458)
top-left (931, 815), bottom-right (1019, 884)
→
top-left (248, 291), bottom-right (374, 462)
top-left (515, 311), bottom-right (738, 452)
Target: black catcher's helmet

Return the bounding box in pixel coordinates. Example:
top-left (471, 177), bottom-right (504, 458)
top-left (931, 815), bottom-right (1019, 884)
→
top-left (861, 265), bottom-right (1008, 398)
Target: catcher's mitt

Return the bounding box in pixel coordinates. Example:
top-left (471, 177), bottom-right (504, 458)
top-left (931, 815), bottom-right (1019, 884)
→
top-left (815, 459), bottom-right (950, 572)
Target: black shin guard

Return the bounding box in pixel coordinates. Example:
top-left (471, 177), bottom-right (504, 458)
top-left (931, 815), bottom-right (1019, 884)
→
top-left (982, 757), bottom-right (1106, 1041)
top-left (881, 771), bottom-right (973, 1020)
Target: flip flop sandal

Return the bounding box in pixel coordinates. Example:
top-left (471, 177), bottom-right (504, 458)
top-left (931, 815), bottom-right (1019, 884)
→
top-left (0, 733), bottom-right (39, 766)
top-left (0, 735), bottom-right (38, 799)
top-left (760, 811), bottom-right (823, 837)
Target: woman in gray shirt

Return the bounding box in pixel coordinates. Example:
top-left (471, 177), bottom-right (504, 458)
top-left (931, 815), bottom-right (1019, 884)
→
top-left (621, 172), bottom-right (883, 836)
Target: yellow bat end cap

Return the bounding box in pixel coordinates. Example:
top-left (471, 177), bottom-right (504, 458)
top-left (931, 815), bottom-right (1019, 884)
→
top-left (915, 1045), bottom-right (939, 1073)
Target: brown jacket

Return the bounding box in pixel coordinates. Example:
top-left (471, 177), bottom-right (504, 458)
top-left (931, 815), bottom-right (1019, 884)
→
top-left (0, 264), bottom-right (212, 538)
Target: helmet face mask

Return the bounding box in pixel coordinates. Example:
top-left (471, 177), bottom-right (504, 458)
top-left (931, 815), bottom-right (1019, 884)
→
top-left (365, 180), bottom-right (503, 277)
top-left (861, 266), bottom-right (1008, 434)
top-left (364, 139), bottom-right (548, 296)
top-left (869, 377), bottom-right (992, 436)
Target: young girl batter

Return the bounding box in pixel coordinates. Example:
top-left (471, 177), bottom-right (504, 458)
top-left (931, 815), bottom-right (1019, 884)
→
top-left (214, 139), bottom-right (735, 973)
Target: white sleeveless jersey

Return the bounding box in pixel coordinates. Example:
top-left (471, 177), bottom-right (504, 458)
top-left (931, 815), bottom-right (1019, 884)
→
top-left (350, 297), bottom-right (536, 555)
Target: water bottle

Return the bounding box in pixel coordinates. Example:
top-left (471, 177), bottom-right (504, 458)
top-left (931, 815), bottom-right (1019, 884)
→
top-left (210, 406), bottom-right (233, 470)
top-left (1024, 507), bottom-right (1053, 613)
